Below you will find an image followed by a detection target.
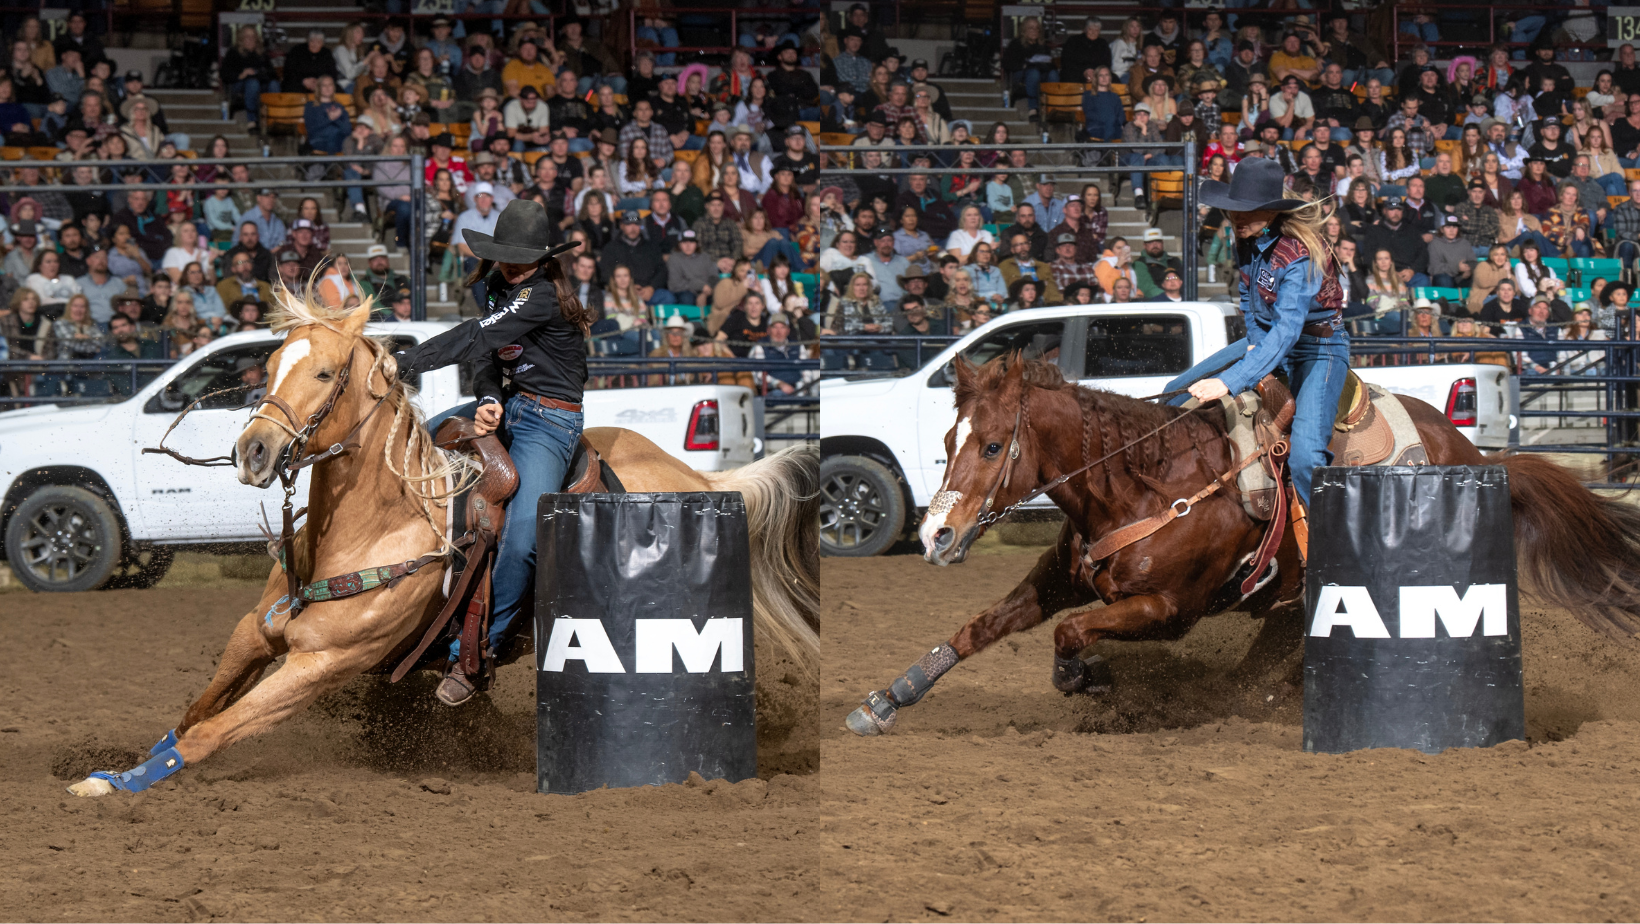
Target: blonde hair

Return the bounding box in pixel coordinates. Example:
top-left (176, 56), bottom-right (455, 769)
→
top-left (1272, 191), bottom-right (1336, 283)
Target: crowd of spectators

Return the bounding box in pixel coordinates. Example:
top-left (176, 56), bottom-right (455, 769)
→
top-left (1015, 8), bottom-right (1638, 372)
top-left (5, 2), bottom-right (1639, 393)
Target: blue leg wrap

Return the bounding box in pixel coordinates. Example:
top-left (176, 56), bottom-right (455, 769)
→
top-left (84, 747), bottom-right (185, 793)
top-left (149, 729), bottom-right (178, 756)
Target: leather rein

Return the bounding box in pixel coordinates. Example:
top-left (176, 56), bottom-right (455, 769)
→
top-left (143, 345), bottom-right (448, 615)
top-left (972, 386), bottom-right (1284, 571)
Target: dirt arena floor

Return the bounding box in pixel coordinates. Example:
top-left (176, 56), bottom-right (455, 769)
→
top-left (819, 537), bottom-right (1640, 923)
top-left (0, 564), bottom-right (819, 922)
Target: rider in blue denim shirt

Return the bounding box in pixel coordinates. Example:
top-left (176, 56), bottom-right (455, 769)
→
top-left (1164, 158), bottom-right (1350, 508)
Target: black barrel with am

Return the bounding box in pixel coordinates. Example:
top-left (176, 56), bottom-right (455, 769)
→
top-left (535, 492), bottom-right (757, 794)
top-left (1304, 466), bottom-right (1524, 754)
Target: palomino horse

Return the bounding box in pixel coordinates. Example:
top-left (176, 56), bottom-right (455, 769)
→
top-left (846, 355), bottom-right (1640, 735)
top-left (69, 294), bottom-right (818, 795)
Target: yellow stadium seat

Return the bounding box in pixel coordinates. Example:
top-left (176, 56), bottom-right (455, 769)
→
top-left (674, 149), bottom-right (702, 164)
top-left (1041, 82), bottom-right (1084, 123)
top-left (0, 146), bottom-right (24, 160)
top-left (522, 150), bottom-right (547, 167)
top-left (1610, 195), bottom-right (1630, 208)
top-left (1147, 170), bottom-right (1186, 224)
top-left (259, 92), bottom-right (309, 137)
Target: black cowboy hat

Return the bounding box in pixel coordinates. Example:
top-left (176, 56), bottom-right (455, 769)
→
top-left (1199, 158), bottom-right (1302, 213)
top-left (464, 200), bottom-right (581, 263)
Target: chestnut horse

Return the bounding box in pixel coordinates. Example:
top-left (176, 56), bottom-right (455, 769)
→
top-left (70, 294), bottom-right (818, 795)
top-left (845, 355), bottom-right (1640, 735)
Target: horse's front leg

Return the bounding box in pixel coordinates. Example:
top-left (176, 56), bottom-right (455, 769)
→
top-left (845, 521), bottom-right (1098, 736)
top-left (1049, 593), bottom-right (1177, 693)
top-left (177, 568), bottom-right (296, 736)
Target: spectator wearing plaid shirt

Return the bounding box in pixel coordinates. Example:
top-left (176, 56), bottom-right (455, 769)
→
top-left (999, 231), bottom-right (1062, 304)
top-left (873, 82), bottom-right (917, 130)
top-left (1609, 177), bottom-right (1640, 269)
top-left (1048, 233), bottom-right (1101, 295)
top-left (1455, 179), bottom-right (1502, 251)
top-left (691, 192), bottom-right (744, 268)
top-left (617, 98), bottom-right (674, 165)
top-left (1385, 96), bottom-right (1434, 159)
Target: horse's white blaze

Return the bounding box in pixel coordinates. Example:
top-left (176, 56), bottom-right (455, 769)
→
top-left (921, 416), bottom-right (972, 555)
top-left (270, 338), bottom-right (312, 392)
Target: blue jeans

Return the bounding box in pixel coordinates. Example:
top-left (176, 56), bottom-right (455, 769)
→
top-left (1343, 68), bottom-right (1396, 88)
top-left (755, 238), bottom-right (804, 269)
top-left (577, 74), bottom-right (628, 97)
top-left (344, 166), bottom-right (365, 208)
top-left (1400, 20), bottom-right (1440, 42)
top-left (426, 396), bottom-right (583, 660)
top-left (1021, 66), bottom-right (1057, 109)
top-left (1500, 229), bottom-right (1557, 257)
top-left (1164, 332), bottom-right (1351, 506)
top-left (1127, 151), bottom-right (1182, 196)
top-left (1431, 273), bottom-right (1462, 288)
top-left (230, 77), bottom-right (278, 122)
top-left (1598, 173), bottom-right (1629, 196)
top-left (1510, 16), bottom-right (1546, 57)
top-left (383, 198), bottom-right (412, 247)
top-left (636, 25), bottom-right (680, 65)
top-left (1616, 239), bottom-right (1640, 269)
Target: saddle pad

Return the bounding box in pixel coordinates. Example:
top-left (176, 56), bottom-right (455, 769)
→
top-left (1226, 383), bottom-right (1426, 522)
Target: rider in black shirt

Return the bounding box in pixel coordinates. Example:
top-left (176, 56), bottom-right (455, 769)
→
top-left (393, 200), bottom-right (591, 706)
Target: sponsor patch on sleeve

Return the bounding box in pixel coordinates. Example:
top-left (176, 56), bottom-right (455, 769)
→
top-left (498, 344), bottom-right (524, 361)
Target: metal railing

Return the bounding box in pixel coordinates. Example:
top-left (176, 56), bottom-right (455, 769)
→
top-left (816, 139), bottom-right (1201, 300)
top-left (1389, 3), bottom-right (1609, 64)
top-left (0, 153), bottom-right (429, 319)
top-left (627, 5), bottom-right (819, 61)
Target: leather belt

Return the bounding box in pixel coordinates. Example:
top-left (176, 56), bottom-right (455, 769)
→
top-left (1301, 322), bottom-right (1336, 338)
top-left (516, 390), bottom-right (583, 413)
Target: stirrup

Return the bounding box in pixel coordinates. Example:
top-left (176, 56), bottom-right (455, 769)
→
top-left (436, 664), bottom-right (480, 706)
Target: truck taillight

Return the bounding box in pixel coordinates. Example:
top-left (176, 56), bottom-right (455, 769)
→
top-left (1445, 378), bottom-right (1478, 427)
top-left (684, 399), bottom-right (720, 451)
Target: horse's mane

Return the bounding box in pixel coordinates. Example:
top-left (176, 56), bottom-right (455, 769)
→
top-left (270, 283), bottom-right (477, 549)
top-left (958, 354), bottom-right (1227, 492)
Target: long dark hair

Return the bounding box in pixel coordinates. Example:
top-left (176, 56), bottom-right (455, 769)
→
top-left (464, 254), bottom-right (594, 336)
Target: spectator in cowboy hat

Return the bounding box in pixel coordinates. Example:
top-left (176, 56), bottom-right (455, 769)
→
top-left (895, 265), bottom-right (949, 331)
top-left (377, 285), bottom-right (415, 323)
top-left (646, 313), bottom-right (696, 385)
top-left (359, 244), bottom-right (411, 303)
top-left (464, 152), bottom-right (516, 209)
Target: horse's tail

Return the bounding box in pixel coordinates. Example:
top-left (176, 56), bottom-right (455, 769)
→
top-left (1499, 452), bottom-right (1640, 640)
top-left (703, 444), bottom-right (821, 678)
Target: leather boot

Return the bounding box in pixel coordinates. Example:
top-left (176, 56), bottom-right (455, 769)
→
top-left (436, 662), bottom-right (479, 706)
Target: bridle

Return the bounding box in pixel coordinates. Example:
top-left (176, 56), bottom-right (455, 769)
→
top-left (970, 386), bottom-right (1217, 529)
top-left (145, 343), bottom-right (393, 604)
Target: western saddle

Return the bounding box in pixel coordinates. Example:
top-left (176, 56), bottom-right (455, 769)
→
top-left (388, 417), bottom-right (624, 685)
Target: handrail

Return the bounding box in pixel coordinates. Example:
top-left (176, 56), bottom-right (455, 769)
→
top-left (1389, 3), bottom-right (1610, 63)
top-left (627, 4), bottom-right (823, 62)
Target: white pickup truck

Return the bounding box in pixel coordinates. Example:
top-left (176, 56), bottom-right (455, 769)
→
top-left (0, 322), bottom-right (757, 592)
top-left (819, 302), bottom-right (1514, 556)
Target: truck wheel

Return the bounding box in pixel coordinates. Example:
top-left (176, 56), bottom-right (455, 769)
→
top-left (4, 485), bottom-right (125, 593)
top-left (820, 455), bottom-right (906, 557)
top-left (101, 546), bottom-right (176, 590)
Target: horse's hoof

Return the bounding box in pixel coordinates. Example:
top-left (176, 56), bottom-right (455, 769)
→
top-left (1053, 653), bottom-right (1114, 695)
top-left (67, 776), bottom-right (117, 798)
top-left (845, 704), bottom-right (895, 736)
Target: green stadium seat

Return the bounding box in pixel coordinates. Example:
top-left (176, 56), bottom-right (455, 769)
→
top-left (656, 303), bottom-right (706, 322)
top-left (1541, 257), bottom-right (1571, 274)
top-left (1564, 288), bottom-right (1592, 303)
top-left (1413, 287), bottom-right (1463, 302)
top-left (983, 223), bottom-right (999, 237)
top-left (1572, 258), bottom-right (1622, 278)
top-left (792, 272), bottom-right (817, 293)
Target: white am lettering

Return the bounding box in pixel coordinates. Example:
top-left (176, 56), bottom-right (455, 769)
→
top-left (539, 618), bottom-right (626, 673)
top-left (635, 618), bottom-right (744, 673)
top-left (1309, 584), bottom-right (1511, 639)
top-left (1309, 585), bottom-right (1392, 639)
top-left (1399, 584), bottom-right (1509, 638)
